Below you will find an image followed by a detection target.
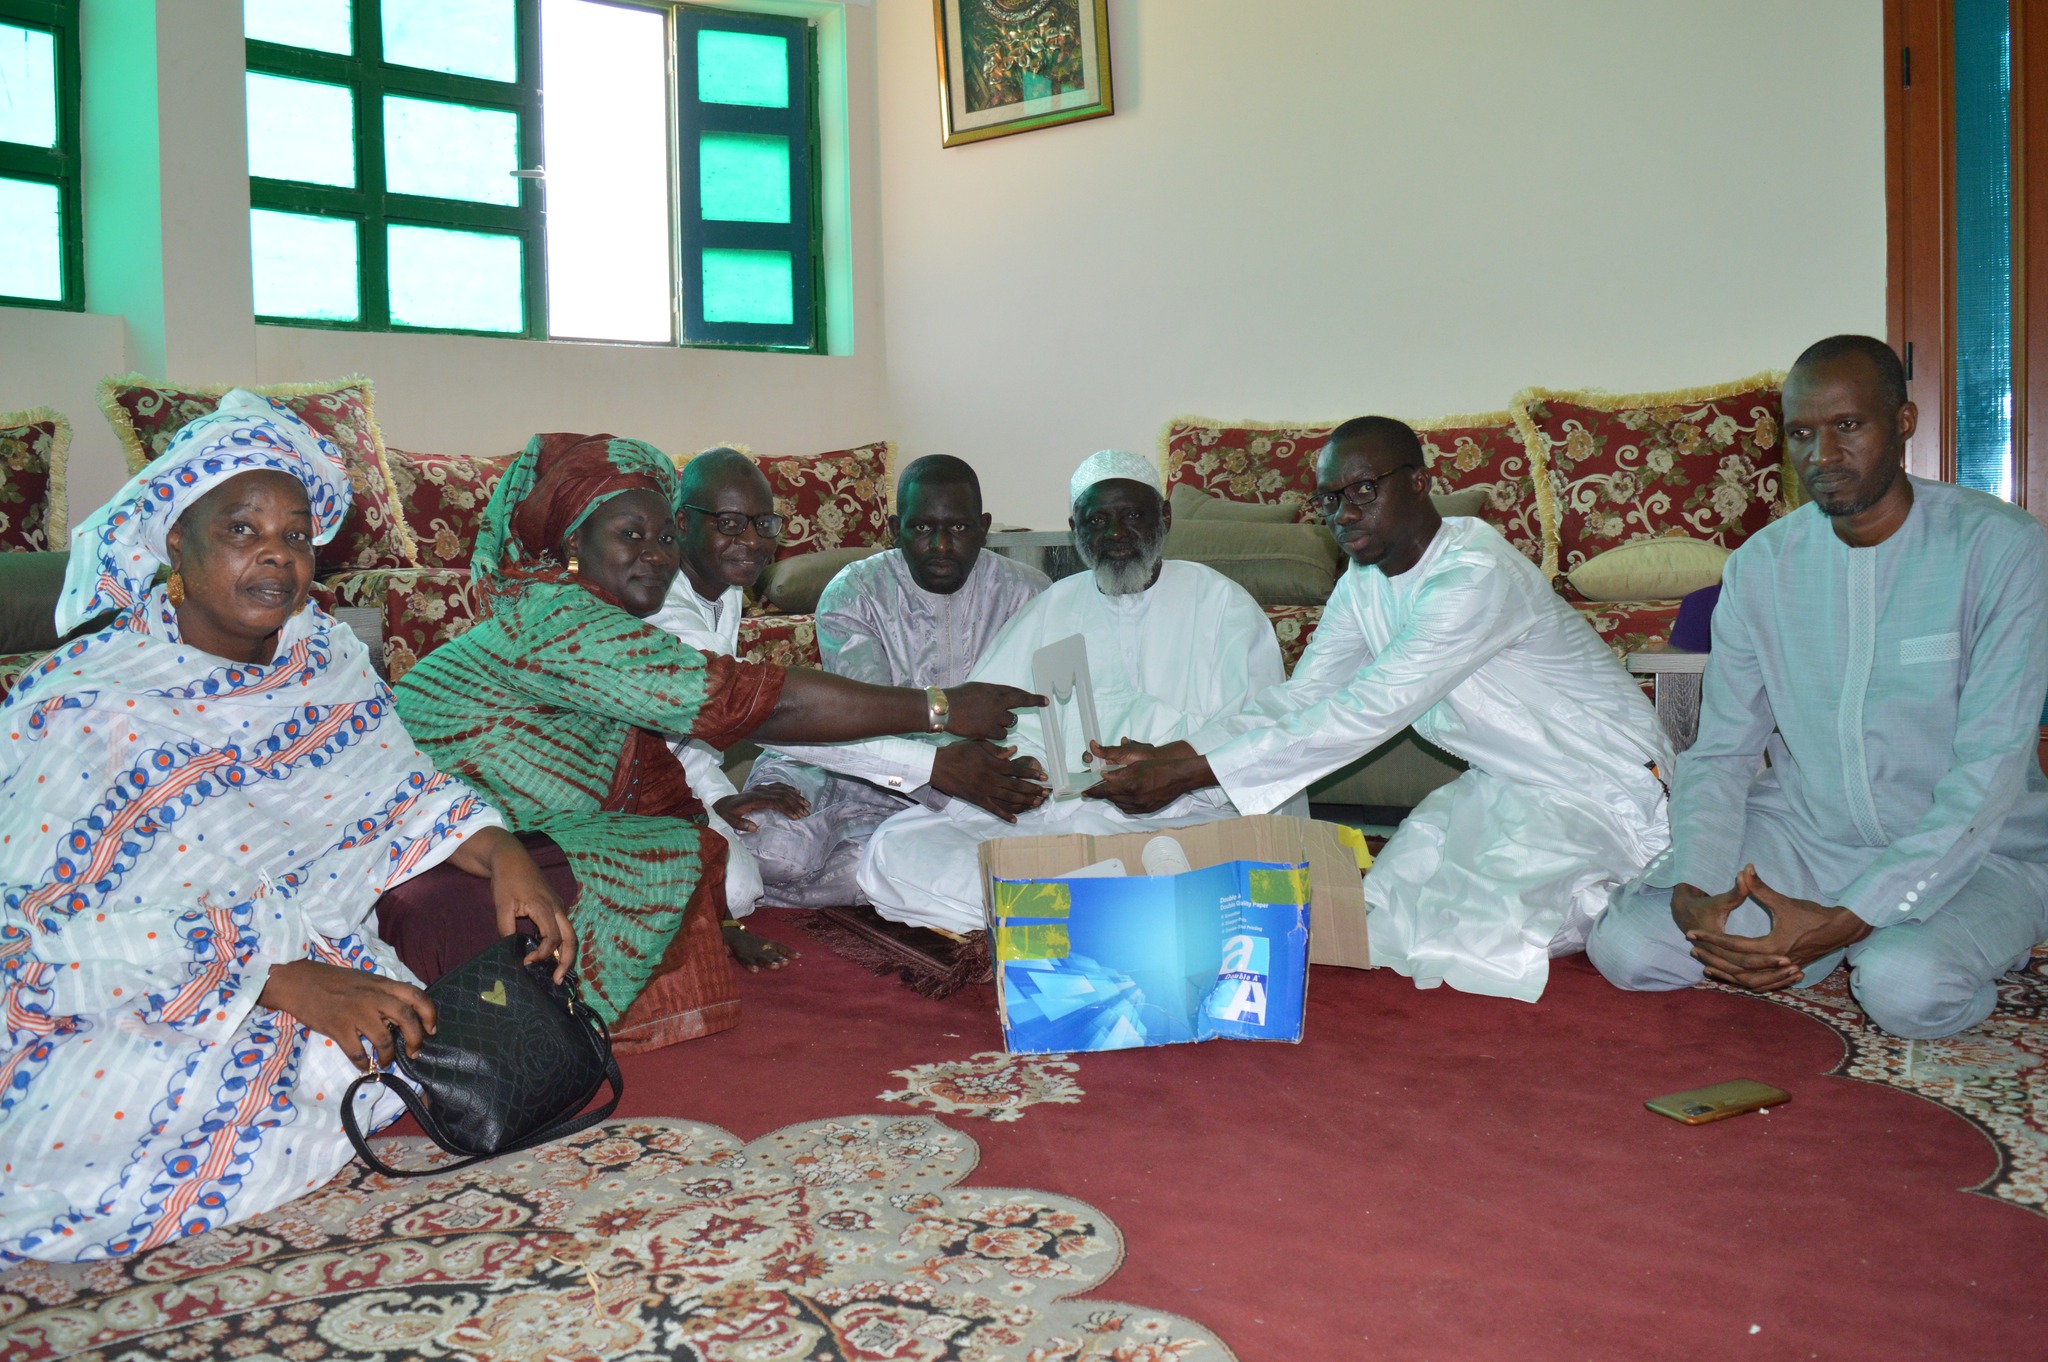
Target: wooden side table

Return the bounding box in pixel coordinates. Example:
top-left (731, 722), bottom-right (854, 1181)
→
top-left (1625, 649), bottom-right (1707, 752)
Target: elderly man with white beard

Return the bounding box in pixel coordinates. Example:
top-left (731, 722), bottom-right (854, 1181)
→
top-left (855, 449), bottom-right (1288, 936)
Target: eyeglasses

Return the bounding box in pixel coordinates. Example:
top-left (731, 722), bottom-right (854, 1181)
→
top-left (1307, 463), bottom-right (1422, 517)
top-left (683, 503), bottom-right (786, 540)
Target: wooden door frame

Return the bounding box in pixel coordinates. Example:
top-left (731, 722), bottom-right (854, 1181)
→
top-left (1889, 0), bottom-right (2048, 524)
top-left (1886, 0), bottom-right (1954, 483)
top-left (2019, 0), bottom-right (2048, 519)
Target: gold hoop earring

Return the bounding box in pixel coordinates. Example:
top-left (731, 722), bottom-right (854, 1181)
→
top-left (566, 554), bottom-right (581, 577)
top-left (166, 570), bottom-right (186, 607)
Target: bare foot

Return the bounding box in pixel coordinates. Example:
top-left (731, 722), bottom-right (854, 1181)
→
top-left (723, 922), bottom-right (796, 973)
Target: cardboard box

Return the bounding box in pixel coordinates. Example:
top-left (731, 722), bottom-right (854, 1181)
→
top-left (979, 815), bottom-right (1371, 1054)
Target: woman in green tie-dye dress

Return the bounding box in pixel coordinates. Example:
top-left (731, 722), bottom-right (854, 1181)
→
top-left (395, 432), bottom-right (1038, 1051)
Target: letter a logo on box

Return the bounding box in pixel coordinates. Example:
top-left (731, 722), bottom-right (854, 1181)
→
top-left (1208, 933), bottom-right (1270, 1024)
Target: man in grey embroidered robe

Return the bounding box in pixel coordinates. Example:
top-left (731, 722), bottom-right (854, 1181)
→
top-left (741, 455), bottom-right (1050, 906)
top-left (1589, 335), bottom-right (2048, 1038)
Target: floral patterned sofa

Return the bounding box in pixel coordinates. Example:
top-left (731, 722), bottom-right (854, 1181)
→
top-left (324, 438), bottom-right (890, 680)
top-left (0, 378), bottom-right (878, 697)
top-left (310, 437), bottom-right (891, 683)
top-left (0, 408), bottom-right (74, 696)
top-left (1163, 375), bottom-right (1790, 807)
top-left (1162, 372), bottom-right (1792, 668)
top-left (97, 373), bottom-right (883, 682)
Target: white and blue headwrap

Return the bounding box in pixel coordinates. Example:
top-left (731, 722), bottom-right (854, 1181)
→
top-left (57, 389), bottom-right (353, 632)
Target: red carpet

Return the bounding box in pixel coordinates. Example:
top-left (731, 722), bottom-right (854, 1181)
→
top-left (624, 910), bottom-right (2046, 1362)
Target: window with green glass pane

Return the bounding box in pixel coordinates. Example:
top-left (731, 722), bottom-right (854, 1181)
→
top-left (702, 248), bottom-right (793, 326)
top-left (383, 0), bottom-right (516, 82)
top-left (0, 1), bottom-right (79, 309)
top-left (0, 22), bottom-right (57, 147)
top-left (243, 0), bottom-right (352, 55)
top-left (697, 29), bottom-right (788, 108)
top-left (700, 132), bottom-right (789, 223)
top-left (0, 176), bottom-right (61, 300)
top-left (388, 223), bottom-right (523, 332)
top-left (251, 209), bottom-right (361, 321)
top-left (678, 9), bottom-right (816, 349)
top-left (384, 95), bottom-right (519, 205)
top-left (246, 73), bottom-right (356, 187)
top-left (244, 0), bottom-right (539, 336)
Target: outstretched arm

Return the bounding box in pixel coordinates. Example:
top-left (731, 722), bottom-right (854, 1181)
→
top-left (1198, 563), bottom-right (1528, 815)
top-left (747, 669), bottom-right (1044, 745)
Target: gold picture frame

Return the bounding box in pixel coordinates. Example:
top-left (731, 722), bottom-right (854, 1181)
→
top-left (934, 0), bottom-right (1114, 148)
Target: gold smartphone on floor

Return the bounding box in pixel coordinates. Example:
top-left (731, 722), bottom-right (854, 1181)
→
top-left (1645, 1079), bottom-right (1790, 1125)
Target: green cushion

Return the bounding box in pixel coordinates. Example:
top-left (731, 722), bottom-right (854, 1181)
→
top-left (1162, 522), bottom-right (1342, 607)
top-left (1431, 487), bottom-right (1491, 519)
top-left (1567, 536), bottom-right (1730, 602)
top-left (1168, 484), bottom-right (1300, 523)
top-left (753, 546), bottom-right (886, 614)
top-left (0, 551), bottom-right (67, 655)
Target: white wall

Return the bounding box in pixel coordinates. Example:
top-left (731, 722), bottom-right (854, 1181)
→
top-left (1, 0), bottom-right (888, 531)
top-left (1, 0), bottom-right (1889, 537)
top-left (874, 0), bottom-right (1888, 528)
top-left (0, 308), bottom-right (127, 517)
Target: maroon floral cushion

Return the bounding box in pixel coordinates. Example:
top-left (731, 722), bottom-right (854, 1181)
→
top-left (750, 441), bottom-right (893, 561)
top-left (0, 409), bottom-right (67, 553)
top-left (1515, 377), bottom-right (1785, 580)
top-left (1263, 604), bottom-right (1322, 676)
top-left (1162, 419), bottom-right (1325, 520)
top-left (385, 448), bottom-right (516, 570)
top-left (1414, 415), bottom-right (1548, 566)
top-left (1570, 597), bottom-right (1682, 667)
top-left (738, 612), bottom-right (821, 669)
top-left (325, 568), bottom-right (485, 683)
top-left (99, 376), bottom-right (418, 574)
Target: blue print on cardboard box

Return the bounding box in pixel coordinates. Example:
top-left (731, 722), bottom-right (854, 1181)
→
top-left (993, 859), bottom-right (1310, 1054)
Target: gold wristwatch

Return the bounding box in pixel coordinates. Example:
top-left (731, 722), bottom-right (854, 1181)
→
top-left (925, 685), bottom-right (950, 732)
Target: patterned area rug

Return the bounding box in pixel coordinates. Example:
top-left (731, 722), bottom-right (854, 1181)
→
top-left (881, 1052), bottom-right (1086, 1123)
top-left (1703, 946), bottom-right (2048, 1218)
top-left (0, 1115), bottom-right (1231, 1362)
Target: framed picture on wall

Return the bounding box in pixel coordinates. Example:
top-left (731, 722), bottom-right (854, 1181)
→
top-left (934, 0), bottom-right (1114, 147)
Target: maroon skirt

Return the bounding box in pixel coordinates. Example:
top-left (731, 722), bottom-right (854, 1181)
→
top-left (373, 832), bottom-right (578, 985)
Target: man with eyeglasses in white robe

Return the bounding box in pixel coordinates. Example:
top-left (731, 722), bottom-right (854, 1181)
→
top-left (1090, 417), bottom-right (1673, 1003)
top-left (647, 447), bottom-right (808, 967)
top-left (854, 449), bottom-right (1287, 937)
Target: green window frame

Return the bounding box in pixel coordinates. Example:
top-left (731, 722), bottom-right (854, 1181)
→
top-left (0, 0), bottom-right (82, 310)
top-left (245, 0), bottom-right (545, 337)
top-left (676, 5), bottom-right (821, 351)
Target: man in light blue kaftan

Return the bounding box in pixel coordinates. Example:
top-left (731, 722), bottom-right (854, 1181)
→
top-left (1590, 336), bottom-right (2048, 1038)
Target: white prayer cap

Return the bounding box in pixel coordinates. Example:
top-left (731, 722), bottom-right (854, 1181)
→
top-left (1069, 449), bottom-right (1162, 506)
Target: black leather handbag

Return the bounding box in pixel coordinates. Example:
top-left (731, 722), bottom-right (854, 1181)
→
top-left (341, 934), bottom-right (623, 1177)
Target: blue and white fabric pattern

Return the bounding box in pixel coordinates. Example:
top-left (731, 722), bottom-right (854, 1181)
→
top-left (56, 389), bottom-right (353, 633)
top-left (0, 589), bottom-right (503, 1263)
